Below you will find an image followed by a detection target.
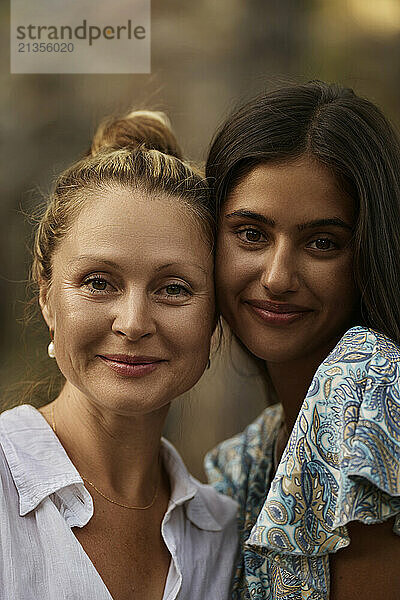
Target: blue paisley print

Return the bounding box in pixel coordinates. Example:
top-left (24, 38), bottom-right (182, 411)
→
top-left (205, 326), bottom-right (400, 599)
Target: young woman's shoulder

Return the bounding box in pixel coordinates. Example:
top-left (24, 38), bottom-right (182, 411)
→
top-left (326, 324), bottom-right (400, 367)
top-left (241, 325), bottom-right (400, 598)
top-left (247, 324), bottom-right (400, 553)
top-left (321, 324), bottom-right (400, 598)
top-left (204, 403), bottom-right (283, 499)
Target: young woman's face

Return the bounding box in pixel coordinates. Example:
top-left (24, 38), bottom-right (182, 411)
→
top-left (40, 185), bottom-right (215, 415)
top-left (216, 156), bottom-right (359, 366)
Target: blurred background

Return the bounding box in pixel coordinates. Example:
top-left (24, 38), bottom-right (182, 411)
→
top-left (1, 0), bottom-right (400, 479)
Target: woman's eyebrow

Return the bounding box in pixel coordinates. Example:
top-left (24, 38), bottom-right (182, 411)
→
top-left (67, 256), bottom-right (120, 269)
top-left (224, 210), bottom-right (352, 231)
top-left (224, 210), bottom-right (274, 226)
top-left (68, 257), bottom-right (209, 275)
top-left (155, 262), bottom-right (208, 275)
top-left (297, 218), bottom-right (353, 232)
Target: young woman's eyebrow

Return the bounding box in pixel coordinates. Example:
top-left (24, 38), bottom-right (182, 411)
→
top-left (297, 218), bottom-right (353, 232)
top-left (224, 210), bottom-right (352, 232)
top-left (224, 210), bottom-right (274, 226)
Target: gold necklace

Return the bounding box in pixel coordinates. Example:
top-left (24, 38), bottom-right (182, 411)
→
top-left (50, 403), bottom-right (160, 510)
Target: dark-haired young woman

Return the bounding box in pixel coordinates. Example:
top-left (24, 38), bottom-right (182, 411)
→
top-left (205, 81), bottom-right (400, 599)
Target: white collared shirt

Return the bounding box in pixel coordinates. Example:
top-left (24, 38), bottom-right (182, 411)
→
top-left (0, 404), bottom-right (238, 600)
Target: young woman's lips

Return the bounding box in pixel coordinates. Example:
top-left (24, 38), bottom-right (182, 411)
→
top-left (245, 300), bottom-right (313, 326)
top-left (98, 355), bottom-right (165, 378)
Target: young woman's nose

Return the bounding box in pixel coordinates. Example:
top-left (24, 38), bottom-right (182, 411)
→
top-left (260, 242), bottom-right (300, 295)
top-left (111, 291), bottom-right (156, 341)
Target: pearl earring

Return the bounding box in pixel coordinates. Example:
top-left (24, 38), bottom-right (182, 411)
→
top-left (48, 341), bottom-right (56, 359)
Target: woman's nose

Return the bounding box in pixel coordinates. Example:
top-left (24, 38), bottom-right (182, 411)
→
top-left (112, 292), bottom-right (156, 341)
top-left (260, 243), bottom-right (299, 295)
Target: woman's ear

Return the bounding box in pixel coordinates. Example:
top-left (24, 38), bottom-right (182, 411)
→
top-left (39, 283), bottom-right (54, 332)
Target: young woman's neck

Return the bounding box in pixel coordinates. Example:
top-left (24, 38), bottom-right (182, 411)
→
top-left (267, 357), bottom-right (320, 433)
top-left (266, 334), bottom-right (345, 433)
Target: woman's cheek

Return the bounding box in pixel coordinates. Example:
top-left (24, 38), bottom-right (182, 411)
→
top-left (216, 238), bottom-right (239, 288)
top-left (217, 248), bottom-right (259, 298)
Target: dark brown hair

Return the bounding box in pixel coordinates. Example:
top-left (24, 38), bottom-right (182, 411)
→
top-left (206, 81), bottom-right (400, 344)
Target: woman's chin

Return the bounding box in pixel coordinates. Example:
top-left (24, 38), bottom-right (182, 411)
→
top-left (247, 342), bottom-right (301, 364)
top-left (235, 330), bottom-right (315, 365)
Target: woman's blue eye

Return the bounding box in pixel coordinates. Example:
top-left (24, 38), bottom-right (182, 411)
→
top-left (83, 277), bottom-right (113, 293)
top-left (309, 238), bottom-right (337, 251)
top-left (164, 284), bottom-right (189, 297)
top-left (237, 228), bottom-right (265, 243)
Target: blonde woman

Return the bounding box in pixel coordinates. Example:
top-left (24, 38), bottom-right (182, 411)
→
top-left (0, 111), bottom-right (238, 600)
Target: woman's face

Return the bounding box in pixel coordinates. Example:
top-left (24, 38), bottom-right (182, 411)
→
top-left (216, 155), bottom-right (359, 366)
top-left (40, 185), bottom-right (215, 415)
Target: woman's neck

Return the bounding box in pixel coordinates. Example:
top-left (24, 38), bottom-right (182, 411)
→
top-left (40, 382), bottom-right (169, 504)
top-left (266, 339), bottom-right (339, 434)
top-left (267, 357), bottom-right (320, 433)
top-left (266, 332), bottom-right (345, 434)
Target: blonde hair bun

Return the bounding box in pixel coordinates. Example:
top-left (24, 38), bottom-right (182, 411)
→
top-left (89, 109), bottom-right (183, 159)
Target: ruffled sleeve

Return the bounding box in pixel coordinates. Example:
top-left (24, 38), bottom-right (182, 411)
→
top-left (246, 326), bottom-right (400, 597)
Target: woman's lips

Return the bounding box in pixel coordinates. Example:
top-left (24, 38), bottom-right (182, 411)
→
top-left (245, 299), bottom-right (313, 326)
top-left (98, 355), bottom-right (165, 378)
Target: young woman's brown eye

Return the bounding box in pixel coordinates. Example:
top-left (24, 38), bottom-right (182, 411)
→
top-left (237, 228), bottom-right (265, 243)
top-left (308, 238), bottom-right (337, 251)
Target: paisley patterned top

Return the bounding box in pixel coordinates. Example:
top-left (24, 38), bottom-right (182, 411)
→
top-left (205, 326), bottom-right (400, 599)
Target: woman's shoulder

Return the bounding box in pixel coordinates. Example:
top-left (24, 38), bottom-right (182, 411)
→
top-left (247, 325), bottom-right (400, 559)
top-left (0, 407), bottom-right (25, 516)
top-left (204, 404), bottom-right (283, 498)
top-left (324, 325), bottom-right (400, 369)
top-left (187, 475), bottom-right (239, 528)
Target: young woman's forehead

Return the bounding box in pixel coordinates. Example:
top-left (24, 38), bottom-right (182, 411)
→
top-left (226, 159), bottom-right (355, 224)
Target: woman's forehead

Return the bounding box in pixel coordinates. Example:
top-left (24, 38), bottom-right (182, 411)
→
top-left (75, 186), bottom-right (193, 227)
top-left (51, 188), bottom-right (212, 274)
top-left (225, 159), bottom-right (355, 225)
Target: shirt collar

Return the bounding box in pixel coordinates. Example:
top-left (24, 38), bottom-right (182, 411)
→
top-left (161, 437), bottom-right (225, 531)
top-left (0, 404), bottom-right (92, 523)
top-left (0, 404), bottom-right (224, 532)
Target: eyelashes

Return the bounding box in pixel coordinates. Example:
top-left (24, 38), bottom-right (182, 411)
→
top-left (236, 228), bottom-right (266, 244)
top-left (307, 239), bottom-right (338, 251)
top-left (82, 276), bottom-right (114, 294)
top-left (81, 275), bottom-right (192, 300)
top-left (235, 227), bottom-right (339, 251)
top-left (160, 283), bottom-right (191, 299)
